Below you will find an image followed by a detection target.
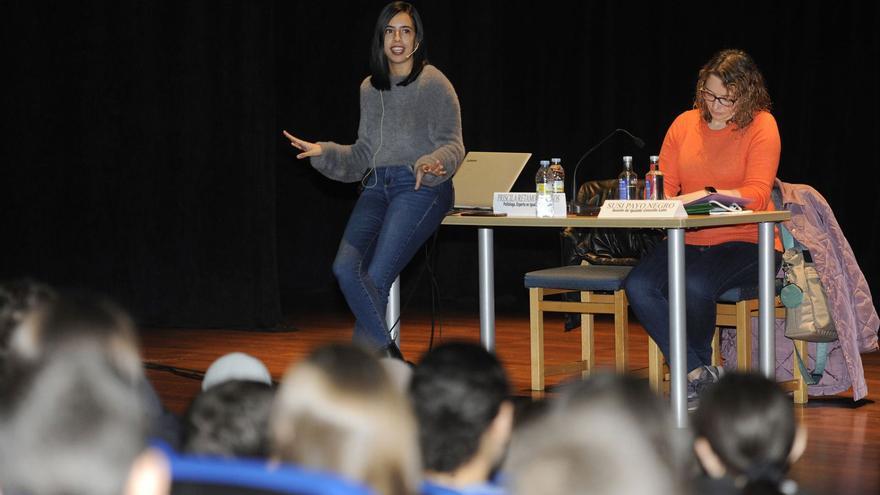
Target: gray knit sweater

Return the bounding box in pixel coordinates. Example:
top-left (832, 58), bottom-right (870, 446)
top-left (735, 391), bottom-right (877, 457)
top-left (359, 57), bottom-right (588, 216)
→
top-left (310, 65), bottom-right (464, 187)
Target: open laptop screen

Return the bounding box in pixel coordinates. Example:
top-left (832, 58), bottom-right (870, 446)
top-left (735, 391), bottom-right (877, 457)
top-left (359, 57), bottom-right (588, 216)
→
top-left (452, 152), bottom-right (532, 210)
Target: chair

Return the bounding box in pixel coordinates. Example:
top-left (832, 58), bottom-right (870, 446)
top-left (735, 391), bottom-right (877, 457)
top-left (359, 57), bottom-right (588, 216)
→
top-left (157, 442), bottom-right (374, 495)
top-left (647, 287), bottom-right (809, 404)
top-left (524, 179), bottom-right (660, 391)
top-left (525, 264), bottom-right (632, 391)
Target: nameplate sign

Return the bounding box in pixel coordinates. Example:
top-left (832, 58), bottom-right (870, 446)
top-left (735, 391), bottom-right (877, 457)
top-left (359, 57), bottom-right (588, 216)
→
top-left (597, 200), bottom-right (687, 219)
top-left (493, 193), bottom-right (567, 217)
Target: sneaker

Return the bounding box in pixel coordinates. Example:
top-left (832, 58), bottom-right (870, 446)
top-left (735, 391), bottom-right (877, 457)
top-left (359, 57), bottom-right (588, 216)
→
top-left (686, 365), bottom-right (725, 411)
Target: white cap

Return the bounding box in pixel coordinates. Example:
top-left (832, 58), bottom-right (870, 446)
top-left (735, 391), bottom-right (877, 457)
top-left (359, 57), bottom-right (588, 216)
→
top-left (202, 352), bottom-right (273, 391)
top-left (540, 160), bottom-right (550, 166)
top-left (551, 158), bottom-right (561, 163)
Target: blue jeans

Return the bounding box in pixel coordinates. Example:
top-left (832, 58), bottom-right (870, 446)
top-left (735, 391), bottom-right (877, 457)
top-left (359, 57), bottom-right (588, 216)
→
top-left (332, 166), bottom-right (453, 348)
top-left (623, 241), bottom-right (781, 372)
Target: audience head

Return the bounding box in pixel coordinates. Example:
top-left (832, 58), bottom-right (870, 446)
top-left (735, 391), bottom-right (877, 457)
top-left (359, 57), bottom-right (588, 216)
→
top-left (694, 48), bottom-right (771, 129)
top-left (692, 372), bottom-right (807, 495)
top-left (0, 279), bottom-right (56, 383)
top-left (0, 346), bottom-right (158, 495)
top-left (505, 373), bottom-right (679, 495)
top-left (270, 343), bottom-right (420, 495)
top-left (182, 379), bottom-right (275, 459)
top-left (409, 342), bottom-right (512, 480)
top-left (202, 351), bottom-right (273, 391)
top-left (8, 290), bottom-right (142, 383)
top-left (553, 373), bottom-right (686, 475)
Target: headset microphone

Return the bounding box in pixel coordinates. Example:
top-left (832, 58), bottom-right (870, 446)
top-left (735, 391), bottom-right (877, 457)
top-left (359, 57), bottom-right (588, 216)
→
top-left (405, 42), bottom-right (420, 59)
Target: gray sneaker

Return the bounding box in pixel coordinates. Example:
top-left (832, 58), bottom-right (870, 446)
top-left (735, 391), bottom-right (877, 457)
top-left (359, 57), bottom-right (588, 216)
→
top-left (686, 365), bottom-right (725, 411)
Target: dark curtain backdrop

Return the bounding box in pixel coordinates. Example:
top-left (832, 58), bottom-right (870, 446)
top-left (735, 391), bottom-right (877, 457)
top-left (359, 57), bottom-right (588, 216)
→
top-left (3, 1), bottom-right (878, 328)
top-left (3, 2), bottom-right (280, 327)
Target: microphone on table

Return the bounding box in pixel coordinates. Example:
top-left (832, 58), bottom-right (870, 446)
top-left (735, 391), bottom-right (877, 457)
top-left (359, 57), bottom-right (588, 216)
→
top-left (569, 128), bottom-right (646, 215)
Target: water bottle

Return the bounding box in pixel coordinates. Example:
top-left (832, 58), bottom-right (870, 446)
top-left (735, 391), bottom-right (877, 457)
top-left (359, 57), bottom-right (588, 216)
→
top-left (644, 155), bottom-right (664, 199)
top-left (535, 160), bottom-right (554, 217)
top-left (550, 158), bottom-right (565, 196)
top-left (617, 156), bottom-right (638, 200)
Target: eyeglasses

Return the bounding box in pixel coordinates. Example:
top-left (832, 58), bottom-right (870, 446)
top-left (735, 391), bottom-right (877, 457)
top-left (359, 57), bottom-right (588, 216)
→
top-left (700, 88), bottom-right (737, 107)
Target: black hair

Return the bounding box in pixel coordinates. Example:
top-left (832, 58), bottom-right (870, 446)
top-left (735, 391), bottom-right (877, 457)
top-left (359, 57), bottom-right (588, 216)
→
top-left (693, 373), bottom-right (797, 495)
top-left (409, 342), bottom-right (510, 473)
top-left (0, 278), bottom-right (56, 350)
top-left (369, 1), bottom-right (427, 91)
top-left (0, 279), bottom-right (57, 386)
top-left (182, 379), bottom-right (276, 458)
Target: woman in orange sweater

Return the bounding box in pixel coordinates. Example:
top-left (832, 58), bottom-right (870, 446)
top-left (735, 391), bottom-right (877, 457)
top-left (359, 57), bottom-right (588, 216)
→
top-left (624, 49), bottom-right (781, 409)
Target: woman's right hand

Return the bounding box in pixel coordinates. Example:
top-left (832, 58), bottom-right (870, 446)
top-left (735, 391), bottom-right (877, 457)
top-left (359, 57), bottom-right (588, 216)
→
top-left (283, 130), bottom-right (323, 159)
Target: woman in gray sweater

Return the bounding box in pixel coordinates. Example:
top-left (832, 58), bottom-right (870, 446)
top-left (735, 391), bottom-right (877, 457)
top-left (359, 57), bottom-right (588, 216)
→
top-left (283, 2), bottom-right (464, 359)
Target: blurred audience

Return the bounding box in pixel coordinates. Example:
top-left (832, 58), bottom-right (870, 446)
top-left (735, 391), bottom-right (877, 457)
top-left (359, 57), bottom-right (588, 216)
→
top-left (0, 293), bottom-right (169, 495)
top-left (692, 373), bottom-right (807, 495)
top-left (270, 343), bottom-right (421, 495)
top-left (181, 378), bottom-right (275, 459)
top-left (410, 342), bottom-right (512, 495)
top-left (0, 279), bottom-right (56, 385)
top-left (201, 351), bottom-right (273, 391)
top-left (505, 373), bottom-right (681, 495)
top-left (5, 289), bottom-right (180, 446)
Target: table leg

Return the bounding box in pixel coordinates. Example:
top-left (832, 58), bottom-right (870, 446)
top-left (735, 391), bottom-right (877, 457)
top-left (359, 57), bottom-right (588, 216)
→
top-left (478, 228), bottom-right (495, 351)
top-left (386, 276), bottom-right (401, 345)
top-left (668, 228), bottom-right (687, 428)
top-left (759, 221), bottom-right (776, 378)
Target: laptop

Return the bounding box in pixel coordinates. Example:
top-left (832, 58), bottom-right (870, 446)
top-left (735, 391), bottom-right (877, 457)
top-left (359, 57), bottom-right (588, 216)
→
top-left (452, 152), bottom-right (532, 210)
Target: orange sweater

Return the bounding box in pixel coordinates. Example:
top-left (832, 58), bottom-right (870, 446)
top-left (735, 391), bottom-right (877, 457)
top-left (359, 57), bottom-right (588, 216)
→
top-left (659, 109), bottom-right (781, 248)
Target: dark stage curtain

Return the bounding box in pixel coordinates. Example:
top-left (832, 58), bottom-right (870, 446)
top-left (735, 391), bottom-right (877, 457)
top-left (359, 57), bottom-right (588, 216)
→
top-left (4, 1), bottom-right (878, 327)
top-left (3, 2), bottom-right (281, 327)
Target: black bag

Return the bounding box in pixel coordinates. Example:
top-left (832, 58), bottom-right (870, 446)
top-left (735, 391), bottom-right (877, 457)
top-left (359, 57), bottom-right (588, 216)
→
top-left (560, 180), bottom-right (663, 330)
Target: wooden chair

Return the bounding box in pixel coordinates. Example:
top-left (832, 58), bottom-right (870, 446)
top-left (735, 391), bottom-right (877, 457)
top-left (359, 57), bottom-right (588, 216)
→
top-left (647, 288), bottom-right (809, 404)
top-left (525, 264), bottom-right (632, 391)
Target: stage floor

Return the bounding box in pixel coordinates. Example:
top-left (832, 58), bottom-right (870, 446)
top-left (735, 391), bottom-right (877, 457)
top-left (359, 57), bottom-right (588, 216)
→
top-left (142, 310), bottom-right (880, 495)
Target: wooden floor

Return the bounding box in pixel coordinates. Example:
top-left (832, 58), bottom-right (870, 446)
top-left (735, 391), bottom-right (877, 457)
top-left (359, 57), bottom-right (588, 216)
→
top-left (142, 310), bottom-right (880, 495)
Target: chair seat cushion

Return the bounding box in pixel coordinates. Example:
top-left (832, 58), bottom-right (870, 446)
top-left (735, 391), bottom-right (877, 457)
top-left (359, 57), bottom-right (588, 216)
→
top-left (717, 285), bottom-right (759, 303)
top-left (524, 265), bottom-right (633, 291)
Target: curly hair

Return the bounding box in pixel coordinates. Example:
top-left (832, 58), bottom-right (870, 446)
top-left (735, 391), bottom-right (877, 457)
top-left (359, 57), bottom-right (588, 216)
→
top-left (694, 49), bottom-right (771, 129)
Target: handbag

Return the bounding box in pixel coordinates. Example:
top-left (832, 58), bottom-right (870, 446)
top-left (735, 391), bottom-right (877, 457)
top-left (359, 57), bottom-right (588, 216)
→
top-left (779, 224), bottom-right (837, 342)
top-left (779, 223), bottom-right (837, 385)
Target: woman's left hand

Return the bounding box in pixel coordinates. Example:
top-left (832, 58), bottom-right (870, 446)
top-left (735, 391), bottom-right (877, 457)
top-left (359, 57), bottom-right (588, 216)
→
top-left (415, 159), bottom-right (446, 190)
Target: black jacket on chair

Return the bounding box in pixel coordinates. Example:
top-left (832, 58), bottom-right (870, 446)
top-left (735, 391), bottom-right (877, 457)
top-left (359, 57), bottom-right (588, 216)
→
top-left (560, 179), bottom-right (663, 329)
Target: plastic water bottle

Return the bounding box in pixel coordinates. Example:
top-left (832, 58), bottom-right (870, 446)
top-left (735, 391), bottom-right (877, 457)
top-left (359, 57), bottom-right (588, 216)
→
top-left (617, 156), bottom-right (638, 200)
top-left (644, 155), bottom-right (664, 199)
top-left (550, 158), bottom-right (565, 196)
top-left (535, 160), bottom-right (554, 217)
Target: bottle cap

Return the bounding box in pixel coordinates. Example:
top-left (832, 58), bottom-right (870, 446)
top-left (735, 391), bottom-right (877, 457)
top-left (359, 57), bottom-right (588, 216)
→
top-left (623, 156), bottom-right (633, 162)
top-left (649, 155), bottom-right (659, 162)
top-left (551, 158), bottom-right (561, 163)
top-left (540, 160), bottom-right (550, 166)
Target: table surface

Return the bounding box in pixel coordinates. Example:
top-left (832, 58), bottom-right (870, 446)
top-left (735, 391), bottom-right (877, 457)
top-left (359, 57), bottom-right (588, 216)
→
top-left (442, 211), bottom-right (790, 228)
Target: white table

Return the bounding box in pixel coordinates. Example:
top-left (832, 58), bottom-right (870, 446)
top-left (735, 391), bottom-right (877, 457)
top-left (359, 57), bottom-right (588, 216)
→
top-left (439, 211), bottom-right (790, 427)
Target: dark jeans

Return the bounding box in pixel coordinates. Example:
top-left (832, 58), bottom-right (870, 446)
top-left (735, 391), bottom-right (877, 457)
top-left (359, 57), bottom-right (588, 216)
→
top-left (623, 241), bottom-right (781, 372)
top-left (332, 166), bottom-right (453, 348)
